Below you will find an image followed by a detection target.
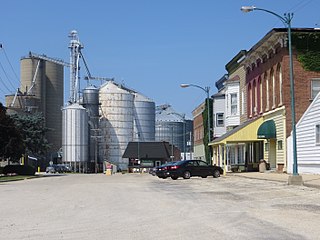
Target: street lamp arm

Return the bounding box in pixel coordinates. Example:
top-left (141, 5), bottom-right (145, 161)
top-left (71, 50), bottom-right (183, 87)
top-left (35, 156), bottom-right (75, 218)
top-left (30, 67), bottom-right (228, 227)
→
top-left (180, 83), bottom-right (209, 94)
top-left (241, 6), bottom-right (293, 25)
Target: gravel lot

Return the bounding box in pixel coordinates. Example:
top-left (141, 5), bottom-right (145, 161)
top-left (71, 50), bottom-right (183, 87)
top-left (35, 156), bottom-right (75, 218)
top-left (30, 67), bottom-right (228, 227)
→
top-left (1, 173), bottom-right (320, 240)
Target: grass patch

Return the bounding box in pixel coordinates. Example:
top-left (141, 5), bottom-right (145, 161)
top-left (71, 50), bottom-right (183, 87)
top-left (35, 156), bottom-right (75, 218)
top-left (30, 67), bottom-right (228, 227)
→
top-left (0, 175), bottom-right (39, 182)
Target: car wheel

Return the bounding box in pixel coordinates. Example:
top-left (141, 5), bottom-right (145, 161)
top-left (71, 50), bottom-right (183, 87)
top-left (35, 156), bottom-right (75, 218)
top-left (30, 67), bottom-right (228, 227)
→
top-left (213, 170), bottom-right (220, 178)
top-left (201, 175), bottom-right (207, 178)
top-left (183, 171), bottom-right (191, 179)
top-left (171, 176), bottom-right (178, 180)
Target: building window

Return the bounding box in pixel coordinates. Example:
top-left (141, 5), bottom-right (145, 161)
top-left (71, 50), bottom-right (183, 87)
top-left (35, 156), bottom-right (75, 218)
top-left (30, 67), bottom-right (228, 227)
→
top-left (265, 73), bottom-right (269, 111)
top-left (253, 80), bottom-right (257, 114)
top-left (271, 68), bottom-right (276, 108)
top-left (311, 79), bottom-right (320, 99)
top-left (278, 64), bottom-right (283, 105)
top-left (241, 90), bottom-right (244, 115)
top-left (316, 124), bottom-right (320, 145)
top-left (278, 140), bottom-right (283, 150)
top-left (265, 142), bottom-right (269, 151)
top-left (231, 93), bottom-right (238, 115)
top-left (216, 113), bottom-right (224, 127)
top-left (259, 77), bottom-right (263, 113)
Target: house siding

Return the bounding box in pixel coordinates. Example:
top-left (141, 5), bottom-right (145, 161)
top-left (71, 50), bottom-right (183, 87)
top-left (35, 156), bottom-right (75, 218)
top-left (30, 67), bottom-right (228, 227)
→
top-left (213, 95), bottom-right (226, 138)
top-left (295, 92), bottom-right (320, 173)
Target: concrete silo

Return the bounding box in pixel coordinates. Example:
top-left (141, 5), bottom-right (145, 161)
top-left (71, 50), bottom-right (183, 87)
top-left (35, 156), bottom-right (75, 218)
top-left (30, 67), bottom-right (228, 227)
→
top-left (62, 103), bottom-right (88, 172)
top-left (20, 55), bottom-right (64, 152)
top-left (99, 81), bottom-right (134, 170)
top-left (133, 93), bottom-right (155, 142)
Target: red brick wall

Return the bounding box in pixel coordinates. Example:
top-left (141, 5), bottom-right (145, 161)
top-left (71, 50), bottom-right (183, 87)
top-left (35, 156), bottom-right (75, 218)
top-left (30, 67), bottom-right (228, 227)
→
top-left (246, 47), bottom-right (320, 137)
top-left (193, 113), bottom-right (204, 146)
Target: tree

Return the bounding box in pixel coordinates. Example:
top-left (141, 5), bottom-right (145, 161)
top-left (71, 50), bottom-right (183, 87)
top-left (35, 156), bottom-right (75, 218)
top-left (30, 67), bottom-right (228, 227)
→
top-left (0, 103), bottom-right (24, 161)
top-left (11, 112), bottom-right (51, 157)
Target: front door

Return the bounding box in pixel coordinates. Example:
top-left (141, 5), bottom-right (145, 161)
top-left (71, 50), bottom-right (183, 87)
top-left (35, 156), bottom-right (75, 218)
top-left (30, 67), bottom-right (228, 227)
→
top-left (269, 139), bottom-right (276, 169)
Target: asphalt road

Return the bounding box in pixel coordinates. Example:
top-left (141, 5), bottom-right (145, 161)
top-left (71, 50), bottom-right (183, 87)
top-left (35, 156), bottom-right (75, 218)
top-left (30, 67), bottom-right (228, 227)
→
top-left (1, 173), bottom-right (320, 240)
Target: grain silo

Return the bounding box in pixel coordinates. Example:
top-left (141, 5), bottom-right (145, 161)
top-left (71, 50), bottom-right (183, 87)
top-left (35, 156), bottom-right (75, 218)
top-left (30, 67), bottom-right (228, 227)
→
top-left (99, 81), bottom-right (134, 170)
top-left (82, 86), bottom-right (100, 170)
top-left (62, 103), bottom-right (89, 172)
top-left (20, 55), bottom-right (64, 152)
top-left (155, 104), bottom-right (184, 155)
top-left (133, 92), bottom-right (155, 142)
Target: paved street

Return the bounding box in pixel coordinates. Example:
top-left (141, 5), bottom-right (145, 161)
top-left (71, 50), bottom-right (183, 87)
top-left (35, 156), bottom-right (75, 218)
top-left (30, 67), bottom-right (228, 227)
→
top-left (1, 173), bottom-right (320, 240)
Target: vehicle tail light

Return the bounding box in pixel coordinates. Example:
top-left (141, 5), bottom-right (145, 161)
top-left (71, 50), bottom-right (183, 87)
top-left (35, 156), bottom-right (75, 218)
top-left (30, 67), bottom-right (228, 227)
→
top-left (170, 165), bottom-right (179, 170)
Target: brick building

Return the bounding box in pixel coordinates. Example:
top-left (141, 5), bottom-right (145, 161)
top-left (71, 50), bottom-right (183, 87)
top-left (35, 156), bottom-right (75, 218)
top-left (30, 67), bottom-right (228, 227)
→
top-left (210, 28), bottom-right (320, 173)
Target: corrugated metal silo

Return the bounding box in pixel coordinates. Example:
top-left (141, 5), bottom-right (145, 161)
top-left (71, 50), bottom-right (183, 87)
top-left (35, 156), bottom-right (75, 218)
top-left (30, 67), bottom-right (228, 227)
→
top-left (133, 93), bottom-right (155, 142)
top-left (99, 81), bottom-right (134, 170)
top-left (62, 103), bottom-right (89, 170)
top-left (155, 104), bottom-right (184, 153)
top-left (82, 86), bottom-right (100, 166)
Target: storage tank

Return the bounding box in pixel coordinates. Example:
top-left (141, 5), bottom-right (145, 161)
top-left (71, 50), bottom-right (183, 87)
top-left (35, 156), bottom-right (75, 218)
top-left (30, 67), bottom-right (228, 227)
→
top-left (62, 103), bottom-right (89, 171)
top-left (99, 81), bottom-right (134, 170)
top-left (82, 86), bottom-right (100, 168)
top-left (133, 92), bottom-right (155, 142)
top-left (20, 57), bottom-right (64, 152)
top-left (155, 104), bottom-right (184, 153)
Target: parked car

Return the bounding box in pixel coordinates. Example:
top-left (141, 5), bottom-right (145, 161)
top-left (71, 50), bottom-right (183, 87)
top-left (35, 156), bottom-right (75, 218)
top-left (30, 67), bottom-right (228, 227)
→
top-left (45, 165), bottom-right (56, 173)
top-left (45, 164), bottom-right (71, 173)
top-left (149, 166), bottom-right (159, 176)
top-left (155, 162), bottom-right (176, 179)
top-left (166, 160), bottom-right (223, 180)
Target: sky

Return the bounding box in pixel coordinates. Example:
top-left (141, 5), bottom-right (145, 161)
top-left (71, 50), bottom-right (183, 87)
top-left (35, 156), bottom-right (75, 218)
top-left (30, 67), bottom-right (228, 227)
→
top-left (0, 0), bottom-right (319, 118)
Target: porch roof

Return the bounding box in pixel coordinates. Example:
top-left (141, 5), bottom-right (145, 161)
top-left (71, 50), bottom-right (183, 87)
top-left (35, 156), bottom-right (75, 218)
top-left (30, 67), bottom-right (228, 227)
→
top-left (209, 117), bottom-right (263, 146)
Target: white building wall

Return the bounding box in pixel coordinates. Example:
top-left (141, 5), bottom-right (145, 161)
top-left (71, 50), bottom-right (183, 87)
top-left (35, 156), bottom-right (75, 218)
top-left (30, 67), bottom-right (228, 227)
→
top-left (288, 92), bottom-right (320, 174)
top-left (213, 95), bottom-right (226, 138)
top-left (225, 83), bottom-right (240, 128)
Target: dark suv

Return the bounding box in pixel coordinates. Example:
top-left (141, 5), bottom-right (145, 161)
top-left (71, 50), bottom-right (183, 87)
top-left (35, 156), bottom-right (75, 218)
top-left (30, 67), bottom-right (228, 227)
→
top-left (167, 160), bottom-right (223, 180)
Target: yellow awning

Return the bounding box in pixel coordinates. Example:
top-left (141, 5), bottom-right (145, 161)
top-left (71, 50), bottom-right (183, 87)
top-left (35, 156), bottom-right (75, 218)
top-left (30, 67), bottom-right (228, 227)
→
top-left (209, 117), bottom-right (263, 146)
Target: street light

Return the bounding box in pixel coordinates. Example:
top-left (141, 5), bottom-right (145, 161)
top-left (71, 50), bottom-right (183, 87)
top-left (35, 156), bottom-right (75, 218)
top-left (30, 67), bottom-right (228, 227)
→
top-left (180, 83), bottom-right (211, 164)
top-left (241, 6), bottom-right (300, 180)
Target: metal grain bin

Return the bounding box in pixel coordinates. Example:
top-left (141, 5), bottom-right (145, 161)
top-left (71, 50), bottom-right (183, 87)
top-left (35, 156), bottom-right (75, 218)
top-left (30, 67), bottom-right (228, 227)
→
top-left (62, 103), bottom-right (89, 171)
top-left (83, 86), bottom-right (100, 166)
top-left (133, 93), bottom-right (155, 142)
top-left (99, 81), bottom-right (134, 170)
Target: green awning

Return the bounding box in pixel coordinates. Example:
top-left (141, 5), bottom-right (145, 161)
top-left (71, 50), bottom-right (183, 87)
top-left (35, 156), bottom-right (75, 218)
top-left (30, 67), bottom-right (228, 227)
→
top-left (257, 120), bottom-right (276, 139)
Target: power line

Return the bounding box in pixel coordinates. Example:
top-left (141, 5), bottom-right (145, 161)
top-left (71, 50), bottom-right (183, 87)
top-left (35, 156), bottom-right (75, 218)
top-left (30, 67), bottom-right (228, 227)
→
top-left (0, 60), bottom-right (17, 90)
top-left (0, 74), bottom-right (12, 92)
top-left (288, 0), bottom-right (315, 13)
top-left (0, 44), bottom-right (20, 84)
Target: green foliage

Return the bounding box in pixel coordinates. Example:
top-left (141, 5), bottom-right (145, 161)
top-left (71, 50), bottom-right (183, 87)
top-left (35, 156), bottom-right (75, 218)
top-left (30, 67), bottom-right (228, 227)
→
top-left (292, 32), bottom-right (320, 72)
top-left (202, 98), bottom-right (213, 164)
top-left (11, 112), bottom-right (51, 156)
top-left (0, 103), bottom-right (24, 161)
top-left (3, 165), bottom-right (36, 176)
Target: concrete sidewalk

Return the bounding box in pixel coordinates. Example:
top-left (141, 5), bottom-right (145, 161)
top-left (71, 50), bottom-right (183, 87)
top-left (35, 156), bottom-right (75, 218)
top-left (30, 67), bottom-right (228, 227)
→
top-left (228, 171), bottom-right (320, 189)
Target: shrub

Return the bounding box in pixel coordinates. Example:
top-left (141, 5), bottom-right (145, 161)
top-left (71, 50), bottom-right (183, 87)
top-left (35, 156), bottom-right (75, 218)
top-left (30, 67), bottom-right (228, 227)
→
top-left (3, 165), bottom-right (36, 176)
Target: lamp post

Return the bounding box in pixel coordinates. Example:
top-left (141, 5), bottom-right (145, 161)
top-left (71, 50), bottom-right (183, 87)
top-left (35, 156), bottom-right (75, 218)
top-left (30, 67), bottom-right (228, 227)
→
top-left (180, 83), bottom-right (211, 164)
top-left (241, 6), bottom-right (300, 180)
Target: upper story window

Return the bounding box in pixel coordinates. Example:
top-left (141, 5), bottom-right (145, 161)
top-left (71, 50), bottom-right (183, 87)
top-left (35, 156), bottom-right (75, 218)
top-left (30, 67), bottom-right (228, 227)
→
top-left (264, 73), bottom-right (269, 111)
top-left (311, 79), bottom-right (320, 99)
top-left (231, 93), bottom-right (238, 115)
top-left (316, 124), bottom-right (320, 145)
top-left (277, 64), bottom-right (283, 105)
top-left (216, 113), bottom-right (224, 127)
